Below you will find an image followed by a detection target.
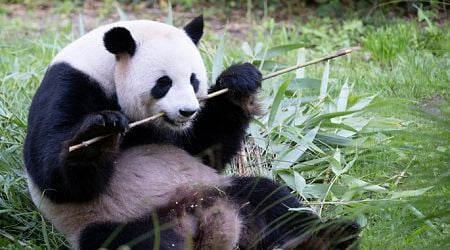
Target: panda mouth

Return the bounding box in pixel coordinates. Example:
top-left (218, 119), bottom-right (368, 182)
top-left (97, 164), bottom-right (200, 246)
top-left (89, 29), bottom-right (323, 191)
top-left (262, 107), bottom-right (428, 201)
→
top-left (163, 116), bottom-right (190, 129)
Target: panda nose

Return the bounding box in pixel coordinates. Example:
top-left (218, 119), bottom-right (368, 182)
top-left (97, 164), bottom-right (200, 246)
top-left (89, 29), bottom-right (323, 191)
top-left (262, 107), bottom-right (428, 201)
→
top-left (179, 109), bottom-right (197, 117)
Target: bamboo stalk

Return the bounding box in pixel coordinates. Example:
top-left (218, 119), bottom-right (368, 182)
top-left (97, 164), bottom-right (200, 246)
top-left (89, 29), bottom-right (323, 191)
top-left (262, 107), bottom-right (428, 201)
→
top-left (69, 48), bottom-right (353, 152)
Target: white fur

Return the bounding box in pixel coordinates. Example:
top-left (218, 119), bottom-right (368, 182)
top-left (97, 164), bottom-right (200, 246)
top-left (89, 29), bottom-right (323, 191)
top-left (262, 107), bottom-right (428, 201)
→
top-left (52, 20), bottom-right (208, 126)
top-left (28, 145), bottom-right (230, 249)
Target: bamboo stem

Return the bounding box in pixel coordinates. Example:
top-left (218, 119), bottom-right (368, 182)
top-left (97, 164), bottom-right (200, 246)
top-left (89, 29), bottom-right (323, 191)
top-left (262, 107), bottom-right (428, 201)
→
top-left (68, 48), bottom-right (353, 152)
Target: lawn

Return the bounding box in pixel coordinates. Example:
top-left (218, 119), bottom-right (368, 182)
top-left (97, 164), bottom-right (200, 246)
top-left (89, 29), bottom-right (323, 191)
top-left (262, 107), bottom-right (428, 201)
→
top-left (0, 1), bottom-right (449, 249)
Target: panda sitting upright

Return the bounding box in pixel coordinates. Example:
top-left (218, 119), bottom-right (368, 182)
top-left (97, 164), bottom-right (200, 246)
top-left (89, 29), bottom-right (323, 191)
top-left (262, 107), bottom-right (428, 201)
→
top-left (24, 16), bottom-right (360, 249)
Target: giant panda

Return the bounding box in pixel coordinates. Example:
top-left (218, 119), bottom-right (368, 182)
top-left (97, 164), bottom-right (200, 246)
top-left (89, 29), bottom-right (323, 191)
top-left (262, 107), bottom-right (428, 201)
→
top-left (24, 16), bottom-right (360, 249)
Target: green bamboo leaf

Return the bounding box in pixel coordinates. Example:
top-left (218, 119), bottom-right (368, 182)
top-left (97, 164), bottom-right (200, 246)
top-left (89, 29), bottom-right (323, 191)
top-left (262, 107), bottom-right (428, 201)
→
top-left (165, 0), bottom-right (173, 25)
top-left (255, 43), bottom-right (308, 60)
top-left (362, 117), bottom-right (405, 132)
top-left (211, 32), bottom-right (226, 84)
top-left (391, 187), bottom-right (433, 199)
top-left (252, 60), bottom-right (287, 72)
top-left (342, 117), bottom-right (372, 132)
top-left (330, 149), bottom-right (342, 175)
top-left (268, 78), bottom-right (290, 127)
top-left (319, 60), bottom-right (330, 101)
top-left (288, 78), bottom-right (321, 90)
top-left (303, 184), bottom-right (347, 199)
top-left (274, 147), bottom-right (306, 169)
top-left (349, 95), bottom-right (376, 111)
top-left (341, 175), bottom-right (387, 192)
top-left (320, 121), bottom-right (359, 132)
top-left (315, 133), bottom-right (353, 147)
top-left (254, 42), bottom-right (263, 56)
top-left (78, 13), bottom-right (85, 36)
top-left (337, 81), bottom-right (349, 112)
top-left (241, 42), bottom-right (253, 57)
top-left (303, 125), bottom-right (320, 143)
top-left (296, 48), bottom-right (306, 79)
top-left (278, 172), bottom-right (295, 190)
top-left (292, 156), bottom-right (331, 171)
top-left (305, 110), bottom-right (359, 128)
top-left (294, 171), bottom-right (306, 194)
top-left (341, 157), bottom-right (356, 174)
top-left (116, 4), bottom-right (128, 21)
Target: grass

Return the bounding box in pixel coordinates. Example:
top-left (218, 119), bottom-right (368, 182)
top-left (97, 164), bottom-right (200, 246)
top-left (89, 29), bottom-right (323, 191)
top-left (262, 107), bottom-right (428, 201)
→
top-left (0, 2), bottom-right (449, 249)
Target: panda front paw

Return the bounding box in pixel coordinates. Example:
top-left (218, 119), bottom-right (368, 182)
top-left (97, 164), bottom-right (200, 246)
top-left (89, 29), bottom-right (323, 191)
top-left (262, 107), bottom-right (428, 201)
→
top-left (215, 63), bottom-right (262, 97)
top-left (72, 111), bottom-right (129, 144)
top-left (212, 63), bottom-right (262, 116)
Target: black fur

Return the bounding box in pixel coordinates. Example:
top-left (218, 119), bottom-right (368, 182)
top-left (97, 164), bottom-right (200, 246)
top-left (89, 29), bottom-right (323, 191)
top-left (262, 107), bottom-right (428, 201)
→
top-left (24, 63), bottom-right (261, 201)
top-left (104, 27), bottom-right (136, 56)
top-left (190, 73), bottom-right (199, 92)
top-left (227, 177), bottom-right (361, 249)
top-left (25, 62), bottom-right (359, 248)
top-left (180, 63), bottom-right (262, 170)
top-left (227, 177), bottom-right (319, 249)
top-left (183, 15), bottom-right (204, 45)
top-left (151, 75), bottom-right (173, 99)
top-left (24, 63), bottom-right (122, 203)
top-left (79, 213), bottom-right (183, 250)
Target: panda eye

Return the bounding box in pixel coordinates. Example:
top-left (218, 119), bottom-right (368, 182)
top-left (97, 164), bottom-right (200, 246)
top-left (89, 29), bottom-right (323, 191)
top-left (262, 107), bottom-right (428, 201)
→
top-left (151, 76), bottom-right (172, 99)
top-left (190, 73), bottom-right (199, 92)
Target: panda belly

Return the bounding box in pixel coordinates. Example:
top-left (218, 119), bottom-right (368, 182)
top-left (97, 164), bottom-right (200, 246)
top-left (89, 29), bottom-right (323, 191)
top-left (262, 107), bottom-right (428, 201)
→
top-left (28, 144), bottom-right (231, 248)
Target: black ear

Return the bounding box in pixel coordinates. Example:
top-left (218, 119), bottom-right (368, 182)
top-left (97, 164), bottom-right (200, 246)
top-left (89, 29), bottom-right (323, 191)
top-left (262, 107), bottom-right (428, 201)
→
top-left (184, 15), bottom-right (204, 45)
top-left (103, 27), bottom-right (136, 56)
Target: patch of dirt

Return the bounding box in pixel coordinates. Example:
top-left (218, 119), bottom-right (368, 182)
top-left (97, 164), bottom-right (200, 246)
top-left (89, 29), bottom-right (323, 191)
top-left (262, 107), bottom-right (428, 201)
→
top-left (418, 94), bottom-right (447, 116)
top-left (2, 0), bottom-right (252, 40)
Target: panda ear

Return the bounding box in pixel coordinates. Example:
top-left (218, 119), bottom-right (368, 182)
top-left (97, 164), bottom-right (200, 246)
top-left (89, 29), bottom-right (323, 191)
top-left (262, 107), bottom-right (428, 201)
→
top-left (184, 15), bottom-right (204, 45)
top-left (103, 27), bottom-right (136, 56)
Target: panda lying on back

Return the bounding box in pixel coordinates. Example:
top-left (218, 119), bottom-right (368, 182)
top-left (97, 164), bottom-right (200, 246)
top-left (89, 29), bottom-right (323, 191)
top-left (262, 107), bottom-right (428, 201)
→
top-left (24, 16), bottom-right (360, 249)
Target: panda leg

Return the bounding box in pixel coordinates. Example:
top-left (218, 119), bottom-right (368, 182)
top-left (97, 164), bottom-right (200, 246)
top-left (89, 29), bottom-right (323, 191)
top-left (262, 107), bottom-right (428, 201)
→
top-left (227, 176), bottom-right (322, 249)
top-left (79, 214), bottom-right (184, 250)
top-left (195, 199), bottom-right (242, 250)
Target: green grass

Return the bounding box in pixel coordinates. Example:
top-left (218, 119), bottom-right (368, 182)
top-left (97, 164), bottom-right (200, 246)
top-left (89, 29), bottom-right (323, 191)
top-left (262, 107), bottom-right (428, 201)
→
top-left (1, 2), bottom-right (449, 249)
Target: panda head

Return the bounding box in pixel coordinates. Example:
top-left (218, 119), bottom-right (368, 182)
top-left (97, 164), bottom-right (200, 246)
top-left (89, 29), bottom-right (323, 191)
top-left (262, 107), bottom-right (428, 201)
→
top-left (103, 16), bottom-right (207, 131)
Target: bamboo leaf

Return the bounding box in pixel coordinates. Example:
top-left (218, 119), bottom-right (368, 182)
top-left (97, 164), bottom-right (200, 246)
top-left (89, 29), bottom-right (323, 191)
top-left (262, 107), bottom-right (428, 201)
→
top-left (292, 156), bottom-right (331, 171)
top-left (341, 175), bottom-right (387, 192)
top-left (349, 95), bottom-right (376, 111)
top-left (296, 48), bottom-right (306, 79)
top-left (278, 172), bottom-right (295, 190)
top-left (288, 78), bottom-right (321, 90)
top-left (268, 78), bottom-right (290, 127)
top-left (303, 125), bottom-right (320, 143)
top-left (254, 42), bottom-right (263, 56)
top-left (274, 147), bottom-right (306, 169)
top-left (252, 60), bottom-right (287, 72)
top-left (319, 60), bottom-right (330, 101)
top-left (362, 117), bottom-right (405, 132)
top-left (255, 43), bottom-right (307, 60)
top-left (211, 32), bottom-right (226, 84)
top-left (165, 0), bottom-right (173, 25)
top-left (305, 110), bottom-right (360, 128)
top-left (303, 184), bottom-right (347, 199)
top-left (294, 171), bottom-right (306, 194)
top-left (116, 4), bottom-right (129, 21)
top-left (330, 149), bottom-right (342, 175)
top-left (241, 42), bottom-right (253, 57)
top-left (337, 81), bottom-right (349, 112)
top-left (78, 13), bottom-right (85, 36)
top-left (391, 187), bottom-right (433, 199)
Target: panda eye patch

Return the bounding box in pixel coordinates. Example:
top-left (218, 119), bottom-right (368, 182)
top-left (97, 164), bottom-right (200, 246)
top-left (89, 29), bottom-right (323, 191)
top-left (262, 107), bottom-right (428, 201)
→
top-left (151, 76), bottom-right (172, 99)
top-left (190, 73), bottom-right (199, 92)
